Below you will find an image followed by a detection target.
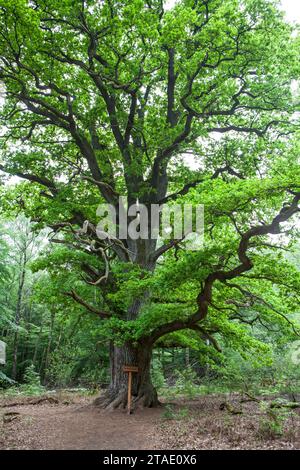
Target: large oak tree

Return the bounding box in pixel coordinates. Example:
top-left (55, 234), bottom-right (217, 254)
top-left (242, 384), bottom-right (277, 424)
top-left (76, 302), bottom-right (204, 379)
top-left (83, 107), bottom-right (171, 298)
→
top-left (0, 0), bottom-right (299, 408)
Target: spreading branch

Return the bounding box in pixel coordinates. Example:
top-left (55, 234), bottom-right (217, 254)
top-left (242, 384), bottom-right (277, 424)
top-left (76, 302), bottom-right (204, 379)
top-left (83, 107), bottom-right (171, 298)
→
top-left (65, 290), bottom-right (112, 319)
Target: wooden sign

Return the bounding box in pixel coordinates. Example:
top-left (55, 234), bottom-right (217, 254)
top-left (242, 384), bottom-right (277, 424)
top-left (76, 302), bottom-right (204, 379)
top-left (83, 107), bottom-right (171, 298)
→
top-left (123, 365), bottom-right (139, 373)
top-left (0, 340), bottom-right (6, 365)
top-left (122, 365), bottom-right (139, 414)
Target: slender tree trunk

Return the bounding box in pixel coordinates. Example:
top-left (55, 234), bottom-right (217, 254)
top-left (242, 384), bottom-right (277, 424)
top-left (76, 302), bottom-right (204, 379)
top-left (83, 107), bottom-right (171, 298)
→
top-left (22, 302), bottom-right (32, 364)
top-left (43, 310), bottom-right (55, 382)
top-left (12, 255), bottom-right (26, 380)
top-left (39, 346), bottom-right (47, 375)
top-left (32, 323), bottom-right (43, 365)
top-left (185, 347), bottom-right (190, 367)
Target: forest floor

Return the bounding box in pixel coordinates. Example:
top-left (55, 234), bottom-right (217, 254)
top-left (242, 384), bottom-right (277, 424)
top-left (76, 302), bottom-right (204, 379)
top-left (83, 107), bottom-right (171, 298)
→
top-left (0, 391), bottom-right (299, 450)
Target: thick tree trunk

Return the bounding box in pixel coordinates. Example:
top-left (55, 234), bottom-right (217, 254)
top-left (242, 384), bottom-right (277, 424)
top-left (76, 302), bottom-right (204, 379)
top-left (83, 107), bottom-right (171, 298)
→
top-left (95, 239), bottom-right (159, 410)
top-left (95, 341), bottom-right (159, 410)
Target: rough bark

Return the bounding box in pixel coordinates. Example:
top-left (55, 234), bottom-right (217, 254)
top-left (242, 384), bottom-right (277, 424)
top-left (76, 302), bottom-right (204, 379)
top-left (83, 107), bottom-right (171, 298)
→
top-left (94, 237), bottom-right (160, 410)
top-left (94, 341), bottom-right (159, 410)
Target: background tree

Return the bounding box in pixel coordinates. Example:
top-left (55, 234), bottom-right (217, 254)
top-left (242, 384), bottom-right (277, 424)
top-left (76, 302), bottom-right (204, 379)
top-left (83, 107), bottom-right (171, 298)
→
top-left (0, 0), bottom-right (299, 408)
top-left (0, 222), bottom-right (9, 281)
top-left (8, 217), bottom-right (41, 379)
top-left (0, 217), bottom-right (48, 380)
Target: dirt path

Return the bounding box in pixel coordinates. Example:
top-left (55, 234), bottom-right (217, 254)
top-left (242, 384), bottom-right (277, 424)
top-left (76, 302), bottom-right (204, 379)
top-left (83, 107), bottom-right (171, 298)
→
top-left (1, 393), bottom-right (299, 450)
top-left (0, 395), bottom-right (162, 450)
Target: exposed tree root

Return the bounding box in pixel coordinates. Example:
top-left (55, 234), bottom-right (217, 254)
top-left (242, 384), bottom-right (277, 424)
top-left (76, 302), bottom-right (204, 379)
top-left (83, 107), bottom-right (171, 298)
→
top-left (94, 387), bottom-right (160, 411)
top-left (94, 390), bottom-right (127, 410)
top-left (131, 387), bottom-right (161, 409)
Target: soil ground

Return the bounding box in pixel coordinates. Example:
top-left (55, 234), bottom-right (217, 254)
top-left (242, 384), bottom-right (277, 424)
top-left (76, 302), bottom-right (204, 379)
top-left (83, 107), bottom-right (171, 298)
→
top-left (0, 392), bottom-right (299, 450)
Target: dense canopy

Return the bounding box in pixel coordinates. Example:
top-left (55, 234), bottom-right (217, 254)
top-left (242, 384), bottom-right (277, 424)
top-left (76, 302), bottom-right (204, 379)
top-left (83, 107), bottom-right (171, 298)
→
top-left (0, 0), bottom-right (299, 408)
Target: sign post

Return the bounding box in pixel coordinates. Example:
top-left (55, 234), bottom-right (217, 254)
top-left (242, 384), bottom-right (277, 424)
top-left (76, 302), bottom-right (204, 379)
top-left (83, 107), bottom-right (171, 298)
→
top-left (122, 365), bottom-right (139, 414)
